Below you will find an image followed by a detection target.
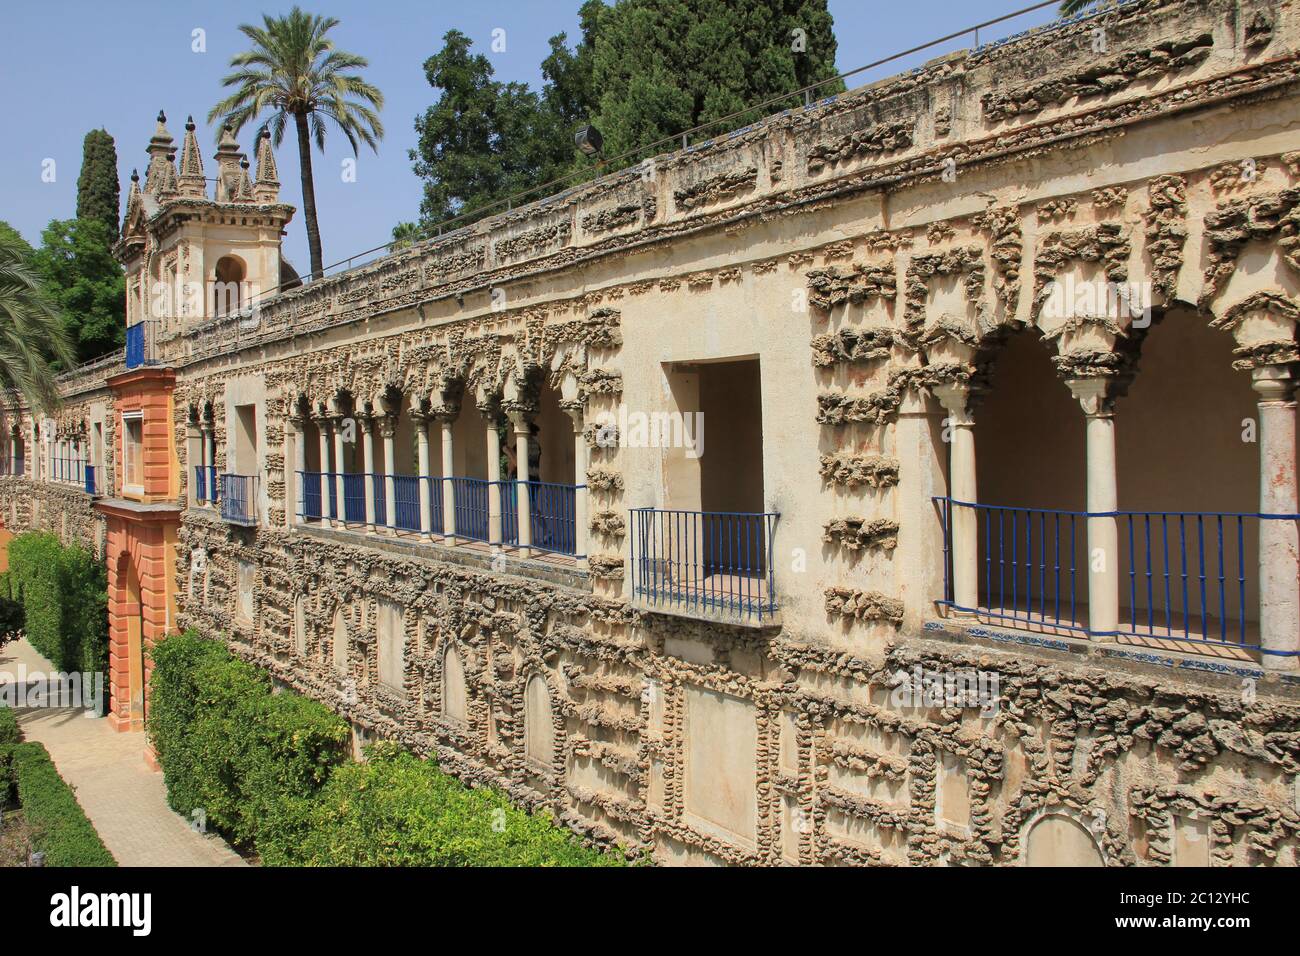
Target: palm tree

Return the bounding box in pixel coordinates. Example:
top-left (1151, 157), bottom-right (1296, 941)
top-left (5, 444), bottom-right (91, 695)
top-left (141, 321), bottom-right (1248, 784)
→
top-left (209, 7), bottom-right (384, 281)
top-left (1060, 0), bottom-right (1101, 14)
top-left (0, 230), bottom-right (74, 413)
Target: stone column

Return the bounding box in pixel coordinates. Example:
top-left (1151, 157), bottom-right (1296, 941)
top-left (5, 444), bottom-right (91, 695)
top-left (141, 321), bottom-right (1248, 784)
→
top-left (290, 416), bottom-right (307, 526)
top-left (485, 411), bottom-right (502, 545)
top-left (332, 416), bottom-right (347, 526)
top-left (317, 417), bottom-right (333, 527)
top-left (567, 408), bottom-right (588, 562)
top-left (933, 384), bottom-right (978, 615)
top-left (1068, 378), bottom-right (1119, 640)
top-left (414, 412), bottom-right (433, 538)
top-left (381, 415), bottom-right (397, 533)
top-left (361, 417), bottom-right (376, 529)
top-left (440, 415), bottom-right (456, 540)
top-left (511, 412), bottom-right (532, 558)
top-left (1253, 366), bottom-right (1300, 671)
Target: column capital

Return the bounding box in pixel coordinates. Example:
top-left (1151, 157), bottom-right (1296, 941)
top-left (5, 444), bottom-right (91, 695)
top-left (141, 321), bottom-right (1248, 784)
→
top-left (931, 383), bottom-right (974, 423)
top-left (564, 406), bottom-right (584, 431)
top-left (508, 409), bottom-right (533, 434)
top-left (287, 414), bottom-right (306, 433)
top-left (1065, 377), bottom-right (1117, 418)
top-left (1251, 364), bottom-right (1297, 404)
top-left (378, 415), bottom-right (397, 439)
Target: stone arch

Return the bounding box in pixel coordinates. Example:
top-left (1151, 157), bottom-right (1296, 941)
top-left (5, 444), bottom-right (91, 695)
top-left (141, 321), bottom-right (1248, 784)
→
top-left (331, 605), bottom-right (349, 674)
top-left (522, 671), bottom-right (556, 769)
top-left (442, 642), bottom-right (468, 723)
top-left (294, 593), bottom-right (308, 658)
top-left (1023, 812), bottom-right (1105, 867)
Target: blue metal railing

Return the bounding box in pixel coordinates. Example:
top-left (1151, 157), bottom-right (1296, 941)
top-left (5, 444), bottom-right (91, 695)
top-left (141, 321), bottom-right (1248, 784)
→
top-left (220, 474), bottom-right (258, 526)
top-left (393, 475), bottom-right (421, 532)
top-left (934, 497), bottom-right (1292, 654)
top-left (84, 465), bottom-right (98, 496)
top-left (428, 477), bottom-right (445, 536)
top-left (124, 321), bottom-right (159, 370)
top-left (630, 508), bottom-right (779, 621)
top-left (291, 470), bottom-right (581, 555)
top-left (514, 480), bottom-right (582, 556)
top-left (194, 465), bottom-right (218, 503)
top-left (299, 470), bottom-right (323, 520)
top-left (341, 473), bottom-right (366, 523)
top-left (370, 474), bottom-right (387, 527)
top-left (498, 481), bottom-right (519, 546)
top-left (452, 477), bottom-right (491, 543)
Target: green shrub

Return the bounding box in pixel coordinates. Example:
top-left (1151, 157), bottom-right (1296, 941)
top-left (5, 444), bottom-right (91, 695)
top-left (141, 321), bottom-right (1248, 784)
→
top-left (148, 631), bottom-right (350, 850)
top-left (0, 706), bottom-right (18, 746)
top-left (4, 532), bottom-right (108, 683)
top-left (0, 740), bottom-right (114, 866)
top-left (149, 632), bottom-right (624, 866)
top-left (265, 742), bottom-right (624, 867)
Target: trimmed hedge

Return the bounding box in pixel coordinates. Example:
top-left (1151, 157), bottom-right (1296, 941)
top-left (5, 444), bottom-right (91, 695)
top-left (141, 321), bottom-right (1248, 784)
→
top-left (2, 532), bottom-right (108, 682)
top-left (0, 707), bottom-right (18, 746)
top-left (148, 631), bottom-right (350, 851)
top-left (263, 742), bottom-right (623, 867)
top-left (149, 631), bottom-right (624, 867)
top-left (0, 710), bottom-right (115, 867)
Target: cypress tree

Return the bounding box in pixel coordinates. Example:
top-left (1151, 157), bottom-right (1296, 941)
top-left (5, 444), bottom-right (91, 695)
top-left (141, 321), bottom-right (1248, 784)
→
top-left (75, 129), bottom-right (120, 238)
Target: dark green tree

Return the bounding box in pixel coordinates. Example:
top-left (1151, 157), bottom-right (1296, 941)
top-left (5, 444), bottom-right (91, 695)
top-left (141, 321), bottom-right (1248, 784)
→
top-left (1060, 0), bottom-right (1099, 14)
top-left (411, 30), bottom-right (572, 228)
top-left (75, 129), bottom-right (120, 237)
top-left (406, 1), bottom-right (841, 235)
top-left (30, 218), bottom-right (125, 367)
top-left (587, 0), bottom-right (842, 158)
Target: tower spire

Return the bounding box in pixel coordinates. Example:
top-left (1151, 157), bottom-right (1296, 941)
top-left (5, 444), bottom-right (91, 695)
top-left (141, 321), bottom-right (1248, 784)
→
top-left (143, 110), bottom-right (177, 198)
top-left (177, 115), bottom-right (206, 198)
top-left (213, 124), bottom-right (244, 202)
top-left (253, 129), bottom-right (280, 202)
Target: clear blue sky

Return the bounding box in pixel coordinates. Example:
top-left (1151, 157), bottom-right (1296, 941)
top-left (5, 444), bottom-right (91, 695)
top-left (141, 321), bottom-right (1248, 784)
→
top-left (0, 0), bottom-right (1060, 274)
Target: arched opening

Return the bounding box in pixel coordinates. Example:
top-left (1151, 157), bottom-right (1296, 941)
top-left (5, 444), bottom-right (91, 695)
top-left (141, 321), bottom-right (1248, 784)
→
top-left (523, 673), bottom-right (555, 769)
top-left (116, 551), bottom-right (146, 727)
top-left (212, 256), bottom-right (246, 315)
top-left (1114, 307), bottom-right (1261, 650)
top-left (332, 607), bottom-right (348, 674)
top-left (442, 644), bottom-right (468, 723)
top-left (450, 392), bottom-right (491, 542)
top-left (1024, 813), bottom-right (1104, 867)
top-left (969, 328), bottom-right (1087, 631)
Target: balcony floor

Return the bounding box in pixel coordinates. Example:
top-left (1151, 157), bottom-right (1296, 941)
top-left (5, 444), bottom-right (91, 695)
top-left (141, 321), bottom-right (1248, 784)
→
top-left (947, 598), bottom-right (1259, 663)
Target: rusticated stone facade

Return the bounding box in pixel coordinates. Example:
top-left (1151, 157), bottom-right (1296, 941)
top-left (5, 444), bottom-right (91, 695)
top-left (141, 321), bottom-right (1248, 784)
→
top-left (4, 0), bottom-right (1300, 866)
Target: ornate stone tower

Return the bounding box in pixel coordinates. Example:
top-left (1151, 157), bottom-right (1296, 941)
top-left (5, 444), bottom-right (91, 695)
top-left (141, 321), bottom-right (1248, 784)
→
top-left (102, 111), bottom-right (295, 739)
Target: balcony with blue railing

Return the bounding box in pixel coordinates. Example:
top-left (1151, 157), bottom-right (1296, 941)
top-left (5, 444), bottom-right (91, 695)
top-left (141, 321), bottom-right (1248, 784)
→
top-left (220, 474), bottom-right (259, 526)
top-left (293, 470), bottom-right (586, 562)
top-left (124, 320), bottom-right (160, 370)
top-left (933, 497), bottom-right (1296, 661)
top-left (630, 508), bottom-right (780, 626)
